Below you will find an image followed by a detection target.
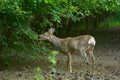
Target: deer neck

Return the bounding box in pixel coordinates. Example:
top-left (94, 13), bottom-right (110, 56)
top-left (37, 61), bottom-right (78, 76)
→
top-left (49, 34), bottom-right (62, 47)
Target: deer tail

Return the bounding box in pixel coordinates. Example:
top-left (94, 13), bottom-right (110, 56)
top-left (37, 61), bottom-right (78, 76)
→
top-left (88, 37), bottom-right (96, 46)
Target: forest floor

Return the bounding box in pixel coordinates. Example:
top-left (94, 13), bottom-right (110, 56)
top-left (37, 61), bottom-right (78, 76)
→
top-left (0, 28), bottom-right (120, 80)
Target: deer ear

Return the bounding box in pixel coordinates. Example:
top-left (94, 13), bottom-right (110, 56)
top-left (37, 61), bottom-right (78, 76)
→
top-left (48, 28), bottom-right (55, 33)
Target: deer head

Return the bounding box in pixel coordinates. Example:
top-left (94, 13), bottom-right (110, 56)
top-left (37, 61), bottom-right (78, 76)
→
top-left (39, 28), bottom-right (55, 40)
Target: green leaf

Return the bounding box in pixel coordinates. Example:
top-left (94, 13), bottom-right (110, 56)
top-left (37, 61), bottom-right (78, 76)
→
top-left (38, 0), bottom-right (42, 2)
top-left (52, 51), bottom-right (59, 55)
top-left (48, 0), bottom-right (53, 4)
top-left (22, 26), bottom-right (38, 40)
top-left (44, 0), bottom-right (48, 3)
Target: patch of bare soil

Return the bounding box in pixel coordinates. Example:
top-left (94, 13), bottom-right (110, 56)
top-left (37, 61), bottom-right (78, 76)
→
top-left (41, 71), bottom-right (120, 80)
top-left (0, 70), bottom-right (34, 80)
top-left (0, 28), bottom-right (120, 80)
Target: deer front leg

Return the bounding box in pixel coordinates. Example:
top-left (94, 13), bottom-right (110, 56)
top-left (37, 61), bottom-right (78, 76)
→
top-left (67, 52), bottom-right (72, 73)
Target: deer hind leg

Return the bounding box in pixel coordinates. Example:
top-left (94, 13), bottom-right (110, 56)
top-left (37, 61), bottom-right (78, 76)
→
top-left (86, 45), bottom-right (95, 75)
top-left (89, 50), bottom-right (95, 75)
top-left (67, 52), bottom-right (72, 73)
top-left (79, 49), bottom-right (89, 64)
top-left (84, 51), bottom-right (90, 65)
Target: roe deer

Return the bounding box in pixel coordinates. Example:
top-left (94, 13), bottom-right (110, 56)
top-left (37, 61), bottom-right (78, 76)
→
top-left (39, 28), bottom-right (96, 73)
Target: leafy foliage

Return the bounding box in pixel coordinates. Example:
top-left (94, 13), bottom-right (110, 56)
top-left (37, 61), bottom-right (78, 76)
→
top-left (48, 50), bottom-right (59, 72)
top-left (0, 0), bottom-right (120, 61)
top-left (34, 67), bottom-right (45, 80)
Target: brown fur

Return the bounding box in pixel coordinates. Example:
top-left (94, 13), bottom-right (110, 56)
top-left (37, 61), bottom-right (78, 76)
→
top-left (39, 28), bottom-right (96, 73)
